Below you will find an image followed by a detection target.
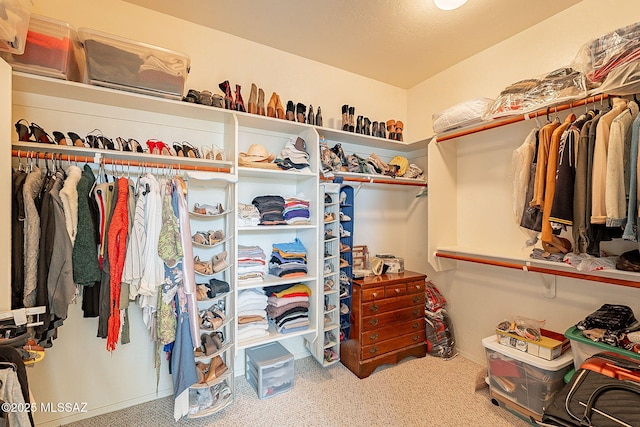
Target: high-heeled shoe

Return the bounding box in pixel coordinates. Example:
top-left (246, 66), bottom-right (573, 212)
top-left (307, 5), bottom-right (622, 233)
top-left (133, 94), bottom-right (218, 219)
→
top-left (146, 139), bottom-right (173, 155)
top-left (173, 142), bottom-right (184, 157)
top-left (68, 131), bottom-right (87, 147)
top-left (307, 105), bottom-right (315, 125)
top-left (267, 92), bottom-right (277, 118)
top-left (182, 141), bottom-right (201, 158)
top-left (341, 105), bottom-right (349, 131)
top-left (257, 88), bottom-right (265, 116)
top-left (14, 119), bottom-right (31, 141)
top-left (316, 106), bottom-right (323, 127)
top-left (275, 94), bottom-right (285, 119)
top-left (286, 100), bottom-right (295, 121)
top-left (30, 123), bottom-right (54, 144)
top-left (234, 84), bottom-right (246, 112)
top-left (218, 80), bottom-right (235, 110)
top-left (51, 131), bottom-right (67, 145)
top-left (247, 83), bottom-right (257, 114)
top-left (128, 138), bottom-right (144, 153)
top-left (296, 103), bottom-right (306, 123)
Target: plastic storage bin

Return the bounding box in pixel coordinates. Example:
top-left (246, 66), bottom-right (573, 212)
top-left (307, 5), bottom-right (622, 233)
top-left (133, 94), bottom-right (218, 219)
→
top-left (0, 14), bottom-right (81, 81)
top-left (483, 335), bottom-right (573, 416)
top-left (0, 0), bottom-right (33, 54)
top-left (565, 326), bottom-right (640, 368)
top-left (78, 27), bottom-right (190, 99)
top-left (245, 342), bottom-right (294, 400)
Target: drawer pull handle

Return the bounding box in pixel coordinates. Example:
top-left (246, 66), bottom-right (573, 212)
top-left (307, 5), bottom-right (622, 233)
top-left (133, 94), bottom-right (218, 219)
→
top-left (413, 308), bottom-right (420, 316)
top-left (412, 323), bottom-right (420, 329)
top-left (372, 292), bottom-right (378, 298)
top-left (413, 296), bottom-right (420, 303)
top-left (412, 335), bottom-right (419, 342)
top-left (369, 347), bottom-right (378, 355)
top-left (369, 318), bottom-right (378, 326)
top-left (395, 288), bottom-right (401, 294)
top-left (369, 333), bottom-right (378, 341)
top-left (370, 304), bottom-right (379, 312)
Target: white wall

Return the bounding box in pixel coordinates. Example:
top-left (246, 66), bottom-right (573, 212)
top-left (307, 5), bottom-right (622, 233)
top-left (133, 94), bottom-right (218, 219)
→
top-left (17, 1), bottom-right (413, 425)
top-left (411, 0), bottom-right (640, 364)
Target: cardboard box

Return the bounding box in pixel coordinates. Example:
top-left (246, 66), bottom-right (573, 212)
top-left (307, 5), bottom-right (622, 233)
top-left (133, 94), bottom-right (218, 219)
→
top-left (496, 328), bottom-right (570, 361)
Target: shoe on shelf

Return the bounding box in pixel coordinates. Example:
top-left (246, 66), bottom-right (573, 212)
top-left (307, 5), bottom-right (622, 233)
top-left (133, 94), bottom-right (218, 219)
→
top-left (324, 194), bottom-right (333, 204)
top-left (339, 271), bottom-right (350, 285)
top-left (339, 286), bottom-right (349, 298)
top-left (339, 212), bottom-right (351, 222)
top-left (324, 229), bottom-right (334, 240)
top-left (324, 263), bottom-right (333, 275)
top-left (324, 278), bottom-right (334, 291)
top-left (340, 303), bottom-right (349, 314)
top-left (193, 202), bottom-right (224, 215)
top-left (196, 284), bottom-right (211, 301)
top-left (324, 348), bottom-right (339, 362)
top-left (339, 225), bottom-right (351, 237)
top-left (324, 212), bottom-right (335, 223)
top-left (340, 243), bottom-right (351, 253)
top-left (340, 191), bottom-right (347, 205)
top-left (213, 251), bottom-right (228, 273)
top-left (339, 258), bottom-right (349, 268)
top-left (194, 256), bottom-right (213, 275)
top-left (324, 332), bottom-right (336, 345)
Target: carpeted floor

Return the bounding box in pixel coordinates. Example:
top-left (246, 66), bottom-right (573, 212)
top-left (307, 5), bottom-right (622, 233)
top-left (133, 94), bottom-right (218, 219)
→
top-left (67, 355), bottom-right (532, 426)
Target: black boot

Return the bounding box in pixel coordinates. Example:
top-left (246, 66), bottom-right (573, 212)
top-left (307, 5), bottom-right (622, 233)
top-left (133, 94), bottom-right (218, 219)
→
top-left (379, 120), bottom-right (386, 138)
top-left (307, 105), bottom-right (315, 125)
top-left (372, 121), bottom-right (379, 137)
top-left (296, 103), bottom-right (307, 123)
top-left (342, 105), bottom-right (349, 131)
top-left (356, 116), bottom-right (363, 134)
top-left (316, 106), bottom-right (323, 127)
top-left (348, 106), bottom-right (355, 132)
top-left (363, 117), bottom-right (371, 135)
top-left (286, 101), bottom-right (295, 121)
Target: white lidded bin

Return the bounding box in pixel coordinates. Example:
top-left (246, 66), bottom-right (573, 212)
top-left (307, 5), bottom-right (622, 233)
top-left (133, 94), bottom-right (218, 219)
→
top-left (483, 334), bottom-right (573, 416)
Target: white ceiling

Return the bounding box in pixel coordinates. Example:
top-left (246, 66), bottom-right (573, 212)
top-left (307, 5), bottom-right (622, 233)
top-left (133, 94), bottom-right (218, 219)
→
top-left (125, 0), bottom-right (582, 89)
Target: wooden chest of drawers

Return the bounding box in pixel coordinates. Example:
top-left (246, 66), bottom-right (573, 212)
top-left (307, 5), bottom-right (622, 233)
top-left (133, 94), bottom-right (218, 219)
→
top-left (340, 271), bottom-right (427, 378)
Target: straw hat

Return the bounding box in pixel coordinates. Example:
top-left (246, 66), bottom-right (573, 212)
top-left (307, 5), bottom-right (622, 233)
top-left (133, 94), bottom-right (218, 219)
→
top-left (239, 144), bottom-right (275, 162)
top-left (389, 155), bottom-right (409, 176)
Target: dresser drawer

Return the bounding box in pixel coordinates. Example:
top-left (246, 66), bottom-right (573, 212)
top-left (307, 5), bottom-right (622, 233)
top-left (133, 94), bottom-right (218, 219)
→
top-left (362, 287), bottom-right (385, 301)
top-left (360, 318), bottom-right (424, 345)
top-left (362, 293), bottom-right (425, 315)
top-left (385, 283), bottom-right (407, 297)
top-left (362, 330), bottom-right (425, 360)
top-left (362, 306), bottom-right (424, 331)
top-left (407, 280), bottom-right (425, 294)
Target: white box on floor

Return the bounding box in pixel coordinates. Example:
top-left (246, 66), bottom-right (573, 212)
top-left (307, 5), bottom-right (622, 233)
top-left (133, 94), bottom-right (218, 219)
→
top-left (482, 335), bottom-right (573, 417)
top-left (245, 342), bottom-right (294, 400)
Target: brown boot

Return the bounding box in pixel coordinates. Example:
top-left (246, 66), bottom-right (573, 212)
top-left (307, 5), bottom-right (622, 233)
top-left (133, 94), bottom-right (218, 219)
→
top-left (395, 121), bottom-right (404, 141)
top-left (275, 94), bottom-right (285, 119)
top-left (247, 83), bottom-right (257, 114)
top-left (267, 92), bottom-right (277, 118)
top-left (218, 80), bottom-right (234, 110)
top-left (386, 120), bottom-right (396, 140)
top-left (257, 88), bottom-right (265, 116)
top-left (234, 84), bottom-right (246, 112)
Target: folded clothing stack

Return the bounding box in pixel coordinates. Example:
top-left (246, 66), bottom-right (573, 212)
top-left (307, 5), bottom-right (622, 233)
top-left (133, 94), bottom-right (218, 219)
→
top-left (268, 238), bottom-right (308, 279)
top-left (264, 283), bottom-right (312, 334)
top-left (283, 193), bottom-right (310, 225)
top-left (252, 195), bottom-right (286, 225)
top-left (237, 289), bottom-right (269, 341)
top-left (238, 202), bottom-right (260, 227)
top-left (238, 245), bottom-right (267, 282)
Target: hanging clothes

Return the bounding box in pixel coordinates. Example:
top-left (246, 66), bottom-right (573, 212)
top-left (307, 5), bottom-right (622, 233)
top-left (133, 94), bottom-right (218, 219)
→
top-left (591, 97), bottom-right (628, 224)
top-left (22, 166), bottom-right (45, 308)
top-left (59, 165), bottom-right (82, 245)
top-left (605, 101), bottom-right (638, 227)
top-left (585, 111), bottom-right (604, 256)
top-left (623, 112), bottom-right (640, 241)
top-left (96, 180), bottom-right (115, 339)
top-left (541, 113), bottom-right (576, 243)
top-left (573, 110), bottom-right (599, 253)
top-left (170, 290), bottom-right (198, 421)
top-left (529, 119), bottom-right (560, 209)
top-left (106, 177), bottom-right (129, 351)
top-left (11, 168), bottom-right (27, 309)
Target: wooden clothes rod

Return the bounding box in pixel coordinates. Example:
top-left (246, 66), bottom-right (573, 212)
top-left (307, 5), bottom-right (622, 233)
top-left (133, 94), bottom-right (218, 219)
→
top-left (436, 93), bottom-right (610, 142)
top-left (320, 176), bottom-right (427, 187)
top-left (435, 251), bottom-right (640, 289)
top-left (11, 149), bottom-right (231, 173)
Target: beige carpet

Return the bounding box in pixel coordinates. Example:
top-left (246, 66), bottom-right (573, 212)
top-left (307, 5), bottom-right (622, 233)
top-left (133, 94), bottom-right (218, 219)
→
top-left (66, 355), bottom-right (532, 427)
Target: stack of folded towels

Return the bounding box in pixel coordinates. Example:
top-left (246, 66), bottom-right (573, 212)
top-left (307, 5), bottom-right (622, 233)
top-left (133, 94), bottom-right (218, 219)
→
top-left (268, 238), bottom-right (308, 278)
top-left (264, 283), bottom-right (312, 334)
top-left (237, 289), bottom-right (269, 341)
top-left (252, 195), bottom-right (286, 225)
top-left (238, 244), bottom-right (267, 282)
top-left (283, 193), bottom-right (310, 225)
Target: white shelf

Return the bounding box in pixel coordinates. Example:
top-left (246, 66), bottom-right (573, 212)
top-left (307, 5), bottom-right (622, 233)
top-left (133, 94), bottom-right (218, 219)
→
top-left (237, 273), bottom-right (316, 291)
top-left (319, 126), bottom-right (430, 153)
top-left (191, 236), bottom-right (233, 250)
top-left (238, 166), bottom-right (316, 181)
top-left (236, 322), bottom-right (316, 350)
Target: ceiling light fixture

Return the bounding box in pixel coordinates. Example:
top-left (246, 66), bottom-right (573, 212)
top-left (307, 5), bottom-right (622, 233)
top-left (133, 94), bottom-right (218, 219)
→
top-left (433, 0), bottom-right (468, 10)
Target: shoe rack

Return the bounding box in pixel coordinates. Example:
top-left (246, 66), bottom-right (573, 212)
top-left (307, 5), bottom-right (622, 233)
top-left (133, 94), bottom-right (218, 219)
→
top-left (187, 178), bottom-right (235, 417)
top-left (306, 183), bottom-right (340, 366)
top-left (338, 185), bottom-right (354, 343)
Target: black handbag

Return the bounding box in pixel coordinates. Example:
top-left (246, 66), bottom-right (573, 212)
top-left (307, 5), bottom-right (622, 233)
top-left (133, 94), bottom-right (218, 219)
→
top-left (541, 367), bottom-right (640, 426)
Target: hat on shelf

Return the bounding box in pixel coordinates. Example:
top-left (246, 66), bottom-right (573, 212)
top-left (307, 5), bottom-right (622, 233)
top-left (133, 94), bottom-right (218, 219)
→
top-left (239, 144), bottom-right (275, 162)
top-left (541, 236), bottom-right (572, 254)
top-left (371, 257), bottom-right (387, 276)
top-left (389, 155), bottom-right (409, 176)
